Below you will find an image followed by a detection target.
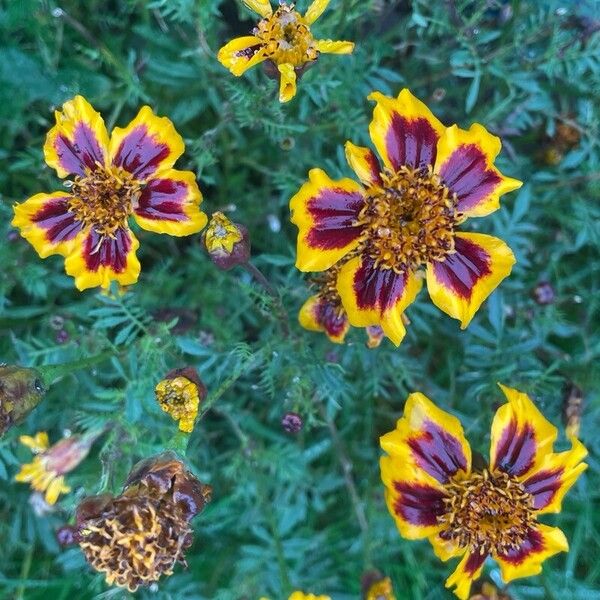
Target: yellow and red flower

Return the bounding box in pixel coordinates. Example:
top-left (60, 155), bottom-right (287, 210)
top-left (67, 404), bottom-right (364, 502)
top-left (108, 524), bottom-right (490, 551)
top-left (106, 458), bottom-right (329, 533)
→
top-left (12, 96), bottom-right (207, 291)
top-left (380, 385), bottom-right (587, 599)
top-left (218, 0), bottom-right (354, 102)
top-left (15, 431), bottom-right (95, 505)
top-left (298, 266), bottom-right (397, 347)
top-left (290, 89), bottom-right (522, 346)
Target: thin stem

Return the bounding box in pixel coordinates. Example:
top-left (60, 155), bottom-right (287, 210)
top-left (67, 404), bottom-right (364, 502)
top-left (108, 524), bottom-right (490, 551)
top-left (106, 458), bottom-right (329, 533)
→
top-left (38, 349), bottom-right (116, 386)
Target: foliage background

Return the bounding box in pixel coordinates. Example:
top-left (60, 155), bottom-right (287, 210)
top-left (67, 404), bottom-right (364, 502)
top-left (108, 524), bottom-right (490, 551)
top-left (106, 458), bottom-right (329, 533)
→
top-left (1, 0), bottom-right (599, 598)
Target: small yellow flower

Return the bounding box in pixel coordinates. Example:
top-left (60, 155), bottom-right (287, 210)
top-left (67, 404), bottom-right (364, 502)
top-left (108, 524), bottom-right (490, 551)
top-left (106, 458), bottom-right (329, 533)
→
top-left (15, 431), bottom-right (94, 505)
top-left (380, 385), bottom-right (588, 599)
top-left (155, 368), bottom-right (205, 433)
top-left (218, 0), bottom-right (354, 102)
top-left (261, 592), bottom-right (330, 600)
top-left (365, 576), bottom-right (396, 600)
top-left (204, 211), bottom-right (243, 254)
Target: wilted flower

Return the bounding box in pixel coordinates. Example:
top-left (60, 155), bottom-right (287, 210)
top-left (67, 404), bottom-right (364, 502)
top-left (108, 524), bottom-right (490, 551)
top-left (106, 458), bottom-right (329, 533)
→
top-left (76, 453), bottom-right (211, 592)
top-left (155, 367), bottom-right (206, 433)
top-left (203, 211), bottom-right (251, 270)
top-left (12, 95), bottom-right (207, 291)
top-left (218, 0), bottom-right (354, 102)
top-left (0, 365), bottom-right (45, 437)
top-left (380, 385), bottom-right (587, 599)
top-left (15, 431), bottom-right (95, 504)
top-left (563, 383), bottom-right (583, 438)
top-left (290, 89), bottom-right (521, 345)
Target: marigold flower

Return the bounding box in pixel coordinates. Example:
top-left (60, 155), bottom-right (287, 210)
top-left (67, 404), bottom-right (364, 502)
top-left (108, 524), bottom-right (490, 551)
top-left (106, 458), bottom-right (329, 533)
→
top-left (15, 431), bottom-right (94, 505)
top-left (299, 266), bottom-right (405, 347)
top-left (290, 89), bottom-right (522, 346)
top-left (0, 365), bottom-right (45, 437)
top-left (203, 211), bottom-right (250, 270)
top-left (12, 95), bottom-right (207, 291)
top-left (76, 453), bottom-right (212, 592)
top-left (155, 367), bottom-right (206, 433)
top-left (218, 0), bottom-right (354, 102)
top-left (380, 385), bottom-right (587, 599)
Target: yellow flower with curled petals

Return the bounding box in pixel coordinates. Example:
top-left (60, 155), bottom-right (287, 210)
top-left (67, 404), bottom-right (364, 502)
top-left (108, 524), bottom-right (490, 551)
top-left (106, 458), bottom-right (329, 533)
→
top-left (15, 431), bottom-right (95, 505)
top-left (204, 211), bottom-right (243, 254)
top-left (290, 89), bottom-right (522, 346)
top-left (155, 376), bottom-right (200, 433)
top-left (365, 576), bottom-right (396, 600)
top-left (380, 385), bottom-right (587, 599)
top-left (12, 95), bottom-right (207, 291)
top-left (218, 0), bottom-right (354, 102)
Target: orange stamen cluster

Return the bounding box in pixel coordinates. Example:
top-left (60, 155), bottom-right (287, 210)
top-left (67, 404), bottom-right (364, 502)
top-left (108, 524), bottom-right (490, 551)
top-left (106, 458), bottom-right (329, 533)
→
top-left (438, 470), bottom-right (535, 556)
top-left (254, 3), bottom-right (318, 66)
top-left (68, 166), bottom-right (141, 236)
top-left (358, 165), bottom-right (462, 273)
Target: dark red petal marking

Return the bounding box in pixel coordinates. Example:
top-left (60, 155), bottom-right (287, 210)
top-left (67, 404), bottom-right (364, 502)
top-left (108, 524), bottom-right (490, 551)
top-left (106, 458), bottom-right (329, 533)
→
top-left (31, 197), bottom-right (84, 243)
top-left (386, 114), bottom-right (439, 170)
top-left (112, 125), bottom-right (171, 180)
top-left (407, 419), bottom-right (469, 484)
top-left (305, 188), bottom-right (365, 250)
top-left (54, 123), bottom-right (105, 176)
top-left (84, 228), bottom-right (132, 273)
top-left (432, 236), bottom-right (492, 300)
top-left (523, 467), bottom-right (564, 510)
top-left (363, 148), bottom-right (383, 185)
top-left (235, 44), bottom-right (262, 59)
top-left (135, 178), bottom-right (189, 222)
top-left (496, 527), bottom-right (544, 565)
top-left (392, 481), bottom-right (447, 526)
top-left (313, 298), bottom-right (348, 339)
top-left (353, 258), bottom-right (408, 311)
top-left (463, 548), bottom-right (488, 575)
top-left (493, 418), bottom-right (536, 477)
top-left (439, 144), bottom-right (502, 213)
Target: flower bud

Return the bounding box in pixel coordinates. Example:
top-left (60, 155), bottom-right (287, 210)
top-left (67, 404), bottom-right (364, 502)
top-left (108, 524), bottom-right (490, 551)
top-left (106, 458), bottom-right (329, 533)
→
top-left (563, 383), bottom-right (583, 438)
top-left (76, 453), bottom-right (211, 592)
top-left (362, 570), bottom-right (396, 600)
top-left (281, 411), bottom-right (303, 434)
top-left (202, 212), bottom-right (250, 270)
top-left (469, 581), bottom-right (512, 600)
top-left (155, 367), bottom-right (206, 433)
top-left (0, 365), bottom-right (45, 437)
top-left (532, 280), bottom-right (555, 305)
top-left (56, 525), bottom-right (78, 546)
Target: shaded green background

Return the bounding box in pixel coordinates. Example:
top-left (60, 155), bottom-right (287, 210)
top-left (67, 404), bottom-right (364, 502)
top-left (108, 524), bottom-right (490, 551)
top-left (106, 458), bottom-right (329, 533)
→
top-left (0, 0), bottom-right (599, 598)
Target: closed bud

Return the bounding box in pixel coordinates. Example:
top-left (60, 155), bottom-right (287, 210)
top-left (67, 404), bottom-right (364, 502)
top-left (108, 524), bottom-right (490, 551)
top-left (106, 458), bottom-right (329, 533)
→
top-left (532, 280), bottom-right (555, 305)
top-left (281, 411), bottom-right (303, 433)
top-left (76, 453), bottom-right (211, 592)
top-left (563, 383), bottom-right (583, 438)
top-left (202, 212), bottom-right (250, 270)
top-left (0, 365), bottom-right (45, 437)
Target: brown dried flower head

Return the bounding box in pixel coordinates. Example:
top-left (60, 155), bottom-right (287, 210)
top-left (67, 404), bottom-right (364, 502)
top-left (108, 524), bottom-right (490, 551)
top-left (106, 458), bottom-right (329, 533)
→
top-left (0, 365), bottom-right (45, 437)
top-left (76, 453), bottom-right (212, 592)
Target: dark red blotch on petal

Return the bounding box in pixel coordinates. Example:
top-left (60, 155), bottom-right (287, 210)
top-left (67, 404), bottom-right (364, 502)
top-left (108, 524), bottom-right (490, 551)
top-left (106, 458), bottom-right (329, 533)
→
top-left (314, 298), bottom-right (348, 339)
top-left (439, 144), bottom-right (502, 213)
top-left (363, 148), bottom-right (383, 185)
top-left (32, 197), bottom-right (84, 243)
top-left (407, 419), bottom-right (469, 483)
top-left (84, 228), bottom-right (132, 273)
top-left (306, 188), bottom-right (365, 250)
top-left (463, 548), bottom-right (489, 575)
top-left (432, 236), bottom-right (491, 300)
top-left (353, 258), bottom-right (408, 311)
top-left (386, 114), bottom-right (439, 171)
top-left (392, 481), bottom-right (447, 526)
top-left (135, 178), bottom-right (189, 222)
top-left (55, 123), bottom-right (105, 177)
top-left (113, 125), bottom-right (170, 180)
top-left (496, 527), bottom-right (544, 565)
top-left (523, 467), bottom-right (564, 510)
top-left (493, 418), bottom-right (536, 477)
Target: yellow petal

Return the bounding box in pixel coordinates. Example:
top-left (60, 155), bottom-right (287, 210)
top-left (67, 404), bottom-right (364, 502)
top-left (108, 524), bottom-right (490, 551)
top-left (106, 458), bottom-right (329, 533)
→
top-left (303, 0), bottom-right (330, 24)
top-left (315, 39), bottom-right (354, 54)
top-left (278, 63), bottom-right (297, 103)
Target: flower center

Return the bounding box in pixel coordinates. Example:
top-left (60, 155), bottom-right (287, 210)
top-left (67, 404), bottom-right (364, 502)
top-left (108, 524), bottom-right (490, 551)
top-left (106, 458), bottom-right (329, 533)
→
top-left (357, 165), bottom-right (461, 273)
top-left (255, 4), bottom-right (318, 66)
top-left (438, 470), bottom-right (536, 556)
top-left (67, 166), bottom-right (141, 236)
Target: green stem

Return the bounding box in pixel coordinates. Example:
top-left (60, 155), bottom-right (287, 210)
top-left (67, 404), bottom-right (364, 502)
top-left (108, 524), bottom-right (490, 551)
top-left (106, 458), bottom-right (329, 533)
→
top-left (37, 349), bottom-right (116, 387)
